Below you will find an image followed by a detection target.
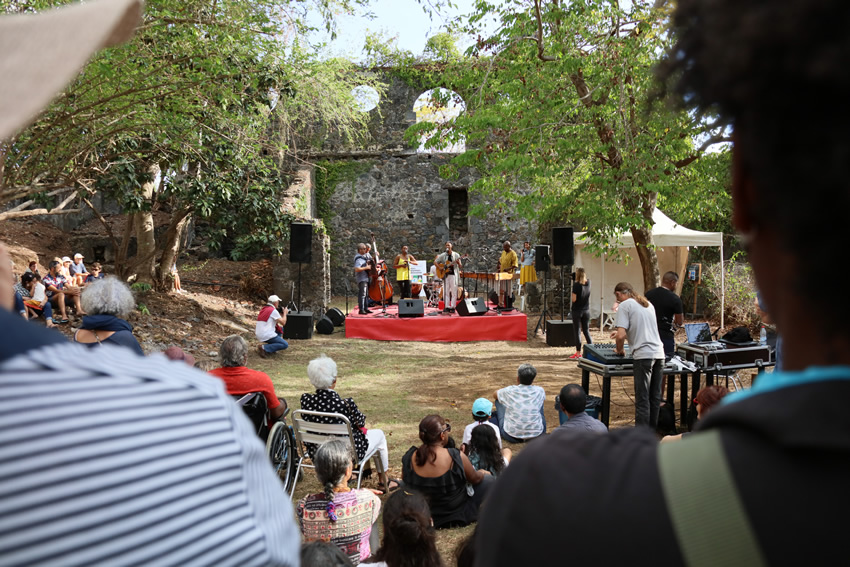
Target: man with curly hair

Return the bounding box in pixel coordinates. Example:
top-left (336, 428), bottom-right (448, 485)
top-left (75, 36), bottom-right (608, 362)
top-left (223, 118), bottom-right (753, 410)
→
top-left (476, 1), bottom-right (850, 564)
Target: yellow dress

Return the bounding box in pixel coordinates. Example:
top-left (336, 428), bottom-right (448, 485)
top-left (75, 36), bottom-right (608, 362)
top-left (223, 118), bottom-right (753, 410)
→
top-left (520, 249), bottom-right (537, 285)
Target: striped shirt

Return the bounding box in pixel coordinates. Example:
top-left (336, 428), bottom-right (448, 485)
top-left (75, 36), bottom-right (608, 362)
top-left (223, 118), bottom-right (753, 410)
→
top-left (0, 340), bottom-right (299, 566)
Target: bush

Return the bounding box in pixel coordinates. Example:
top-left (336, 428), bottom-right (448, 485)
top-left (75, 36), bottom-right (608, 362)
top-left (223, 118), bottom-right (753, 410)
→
top-left (701, 251), bottom-right (760, 328)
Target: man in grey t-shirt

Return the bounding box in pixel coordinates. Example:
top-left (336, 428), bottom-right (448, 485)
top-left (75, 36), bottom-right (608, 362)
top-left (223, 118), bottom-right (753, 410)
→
top-left (611, 282), bottom-right (665, 428)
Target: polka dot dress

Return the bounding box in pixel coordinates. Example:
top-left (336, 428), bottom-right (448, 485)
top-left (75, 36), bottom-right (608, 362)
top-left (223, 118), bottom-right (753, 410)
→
top-left (300, 389), bottom-right (368, 461)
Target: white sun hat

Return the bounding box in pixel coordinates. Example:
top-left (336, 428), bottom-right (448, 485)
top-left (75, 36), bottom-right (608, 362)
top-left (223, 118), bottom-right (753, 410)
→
top-left (0, 0), bottom-right (143, 140)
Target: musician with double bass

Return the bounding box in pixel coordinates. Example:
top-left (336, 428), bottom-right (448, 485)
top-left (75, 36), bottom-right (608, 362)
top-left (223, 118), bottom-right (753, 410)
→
top-left (436, 241), bottom-right (462, 313)
top-left (354, 243), bottom-right (372, 315)
top-left (392, 245), bottom-right (419, 300)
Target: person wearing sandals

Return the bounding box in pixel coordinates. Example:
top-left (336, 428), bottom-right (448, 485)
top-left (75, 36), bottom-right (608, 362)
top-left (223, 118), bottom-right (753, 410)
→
top-left (297, 439), bottom-right (382, 565)
top-left (73, 277), bottom-right (143, 356)
top-left (301, 355), bottom-right (399, 494)
top-left (401, 415), bottom-right (493, 529)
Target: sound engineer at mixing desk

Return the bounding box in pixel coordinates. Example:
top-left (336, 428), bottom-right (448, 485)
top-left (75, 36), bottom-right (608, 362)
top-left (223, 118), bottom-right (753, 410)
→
top-left (610, 282), bottom-right (665, 428)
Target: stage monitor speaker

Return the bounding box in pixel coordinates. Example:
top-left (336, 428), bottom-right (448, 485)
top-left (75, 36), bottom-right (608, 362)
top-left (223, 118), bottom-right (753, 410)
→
top-left (290, 222), bottom-right (313, 264)
top-left (284, 311), bottom-right (313, 339)
top-left (546, 319), bottom-right (576, 347)
top-left (315, 316), bottom-right (334, 335)
top-left (551, 227), bottom-right (575, 266)
top-left (325, 307), bottom-right (345, 326)
top-left (398, 299), bottom-right (425, 318)
top-left (457, 297), bottom-right (488, 317)
top-left (535, 245), bottom-right (550, 272)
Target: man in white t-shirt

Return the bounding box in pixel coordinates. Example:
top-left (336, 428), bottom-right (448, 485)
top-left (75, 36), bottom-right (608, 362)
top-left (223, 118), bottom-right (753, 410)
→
top-left (255, 294), bottom-right (288, 358)
top-left (611, 282), bottom-right (665, 428)
top-left (492, 364), bottom-right (546, 443)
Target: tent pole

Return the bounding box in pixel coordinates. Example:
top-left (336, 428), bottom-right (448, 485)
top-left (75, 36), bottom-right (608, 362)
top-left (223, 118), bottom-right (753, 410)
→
top-left (720, 236), bottom-right (725, 330)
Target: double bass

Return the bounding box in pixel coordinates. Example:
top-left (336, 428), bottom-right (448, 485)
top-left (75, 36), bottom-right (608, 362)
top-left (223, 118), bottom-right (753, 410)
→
top-left (367, 232), bottom-right (393, 304)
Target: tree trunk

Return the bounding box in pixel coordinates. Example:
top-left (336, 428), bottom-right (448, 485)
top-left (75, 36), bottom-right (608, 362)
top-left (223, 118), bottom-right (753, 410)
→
top-left (155, 206), bottom-right (193, 292)
top-left (131, 163), bottom-right (160, 284)
top-left (629, 193), bottom-right (660, 293)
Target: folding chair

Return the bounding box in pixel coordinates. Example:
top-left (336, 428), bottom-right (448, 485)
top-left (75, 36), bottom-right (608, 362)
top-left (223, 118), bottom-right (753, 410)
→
top-left (289, 409), bottom-right (384, 498)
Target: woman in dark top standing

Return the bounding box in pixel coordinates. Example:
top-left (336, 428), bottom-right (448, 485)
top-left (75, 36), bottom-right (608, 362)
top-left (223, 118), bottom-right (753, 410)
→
top-left (73, 277), bottom-right (143, 356)
top-left (401, 415), bottom-right (492, 529)
top-left (570, 267), bottom-right (592, 359)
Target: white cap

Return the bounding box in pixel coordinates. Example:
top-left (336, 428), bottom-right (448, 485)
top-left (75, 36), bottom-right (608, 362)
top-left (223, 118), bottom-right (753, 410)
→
top-left (268, 295), bottom-right (281, 303)
top-left (74, 253), bottom-right (84, 259)
top-left (0, 0), bottom-right (143, 140)
top-left (61, 256), bottom-right (72, 263)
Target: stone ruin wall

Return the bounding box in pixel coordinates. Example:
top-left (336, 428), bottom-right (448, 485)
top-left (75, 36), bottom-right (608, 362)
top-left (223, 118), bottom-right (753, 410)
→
top-left (274, 72), bottom-right (550, 316)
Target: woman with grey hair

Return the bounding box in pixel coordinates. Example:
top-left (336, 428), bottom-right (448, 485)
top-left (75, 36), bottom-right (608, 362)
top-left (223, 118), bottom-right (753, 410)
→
top-left (296, 439), bottom-right (381, 565)
top-left (73, 277), bottom-right (143, 355)
top-left (301, 355), bottom-right (399, 493)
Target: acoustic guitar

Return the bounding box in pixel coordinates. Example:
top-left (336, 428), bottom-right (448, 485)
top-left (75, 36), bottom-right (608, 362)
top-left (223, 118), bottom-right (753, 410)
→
top-left (435, 253), bottom-right (468, 279)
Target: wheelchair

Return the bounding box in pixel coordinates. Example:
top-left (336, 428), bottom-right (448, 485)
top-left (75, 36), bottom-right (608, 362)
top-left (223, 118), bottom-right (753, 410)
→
top-left (233, 392), bottom-right (298, 496)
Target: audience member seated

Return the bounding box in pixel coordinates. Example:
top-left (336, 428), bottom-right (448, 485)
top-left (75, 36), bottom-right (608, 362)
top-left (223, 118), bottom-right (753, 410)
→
top-left (297, 439), bottom-right (382, 565)
top-left (73, 277), bottom-right (143, 355)
top-left (461, 398), bottom-right (502, 453)
top-left (209, 335), bottom-right (287, 424)
top-left (59, 256), bottom-right (73, 279)
top-left (85, 262), bottom-right (105, 283)
top-left (43, 259), bottom-right (83, 321)
top-left (466, 424), bottom-right (511, 477)
top-left (162, 345), bottom-right (196, 366)
top-left (364, 489), bottom-right (445, 567)
top-left (301, 355), bottom-right (398, 493)
top-left (25, 259), bottom-right (40, 276)
top-left (69, 253), bottom-right (88, 286)
top-left (401, 415), bottom-right (492, 529)
top-left (556, 384), bottom-right (608, 434)
top-left (660, 385), bottom-right (729, 444)
top-left (300, 541), bottom-right (355, 567)
top-left (18, 272), bottom-right (56, 328)
top-left (490, 363), bottom-right (546, 443)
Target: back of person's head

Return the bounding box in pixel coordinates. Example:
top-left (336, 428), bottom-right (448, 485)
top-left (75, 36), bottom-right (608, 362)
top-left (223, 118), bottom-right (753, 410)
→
top-left (575, 267), bottom-right (587, 284)
top-left (21, 272), bottom-right (35, 285)
top-left (219, 335), bottom-right (247, 367)
top-left (307, 354), bottom-right (337, 390)
top-left (469, 424), bottom-right (504, 475)
top-left (517, 363), bottom-right (537, 385)
top-left (661, 271), bottom-right (679, 286)
top-left (416, 414), bottom-right (447, 467)
top-left (314, 439), bottom-right (354, 522)
top-left (662, 0), bottom-right (849, 332)
top-left (80, 276), bottom-right (135, 318)
top-left (471, 397), bottom-right (493, 421)
top-left (371, 490), bottom-right (444, 567)
top-left (559, 384), bottom-right (587, 415)
top-left (300, 540), bottom-right (354, 567)
top-left (695, 385), bottom-right (730, 414)
top-left (455, 526), bottom-right (479, 567)
top-left (614, 282), bottom-right (649, 308)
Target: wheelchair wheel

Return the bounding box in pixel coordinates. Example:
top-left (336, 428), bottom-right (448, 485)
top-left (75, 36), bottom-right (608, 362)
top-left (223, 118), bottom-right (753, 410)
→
top-left (266, 421), bottom-right (296, 493)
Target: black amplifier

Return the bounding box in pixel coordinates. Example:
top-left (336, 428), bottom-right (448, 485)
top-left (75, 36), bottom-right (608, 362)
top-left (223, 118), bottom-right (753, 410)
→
top-left (676, 342), bottom-right (771, 369)
top-left (583, 343), bottom-right (634, 365)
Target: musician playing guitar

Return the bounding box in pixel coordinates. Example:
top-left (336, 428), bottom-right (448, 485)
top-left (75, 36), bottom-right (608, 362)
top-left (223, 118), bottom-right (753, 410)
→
top-left (495, 241), bottom-right (519, 310)
top-left (393, 245), bottom-right (419, 299)
top-left (435, 241), bottom-right (463, 313)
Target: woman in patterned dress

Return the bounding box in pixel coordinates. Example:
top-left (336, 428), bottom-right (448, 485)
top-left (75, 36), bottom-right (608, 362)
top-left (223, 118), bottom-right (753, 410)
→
top-left (297, 439), bottom-right (382, 565)
top-left (301, 355), bottom-right (400, 493)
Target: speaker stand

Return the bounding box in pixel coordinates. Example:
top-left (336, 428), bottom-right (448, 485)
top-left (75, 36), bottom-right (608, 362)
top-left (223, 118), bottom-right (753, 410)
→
top-left (534, 270), bottom-right (550, 334)
top-left (296, 263), bottom-right (303, 313)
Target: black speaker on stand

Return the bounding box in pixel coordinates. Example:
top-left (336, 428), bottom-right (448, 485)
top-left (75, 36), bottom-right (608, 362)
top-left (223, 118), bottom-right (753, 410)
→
top-left (551, 227), bottom-right (575, 267)
top-left (289, 222), bottom-right (312, 317)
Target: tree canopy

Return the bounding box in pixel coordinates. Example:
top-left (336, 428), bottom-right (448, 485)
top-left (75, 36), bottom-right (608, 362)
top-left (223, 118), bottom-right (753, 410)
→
top-left (409, 0), bottom-right (731, 290)
top-left (0, 0), bottom-right (381, 286)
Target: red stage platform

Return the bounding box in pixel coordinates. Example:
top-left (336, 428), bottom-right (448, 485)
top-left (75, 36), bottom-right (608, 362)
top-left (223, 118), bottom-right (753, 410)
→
top-left (345, 304), bottom-right (527, 342)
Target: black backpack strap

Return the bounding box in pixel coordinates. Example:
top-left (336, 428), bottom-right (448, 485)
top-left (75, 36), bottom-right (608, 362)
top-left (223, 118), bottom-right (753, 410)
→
top-left (657, 430), bottom-right (767, 567)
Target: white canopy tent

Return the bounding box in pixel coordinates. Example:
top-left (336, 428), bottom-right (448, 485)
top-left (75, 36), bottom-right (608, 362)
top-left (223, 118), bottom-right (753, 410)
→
top-left (573, 208), bottom-right (725, 329)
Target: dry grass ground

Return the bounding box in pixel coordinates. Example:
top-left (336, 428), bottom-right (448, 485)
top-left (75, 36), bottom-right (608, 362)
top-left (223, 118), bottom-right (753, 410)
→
top-left (254, 297), bottom-right (759, 563)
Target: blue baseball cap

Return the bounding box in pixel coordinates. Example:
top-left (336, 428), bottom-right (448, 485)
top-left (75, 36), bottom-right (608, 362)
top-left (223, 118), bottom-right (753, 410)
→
top-left (472, 398), bottom-right (493, 418)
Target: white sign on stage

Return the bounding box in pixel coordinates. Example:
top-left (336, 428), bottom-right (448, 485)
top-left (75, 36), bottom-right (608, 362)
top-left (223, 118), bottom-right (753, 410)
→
top-left (410, 261), bottom-right (427, 283)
